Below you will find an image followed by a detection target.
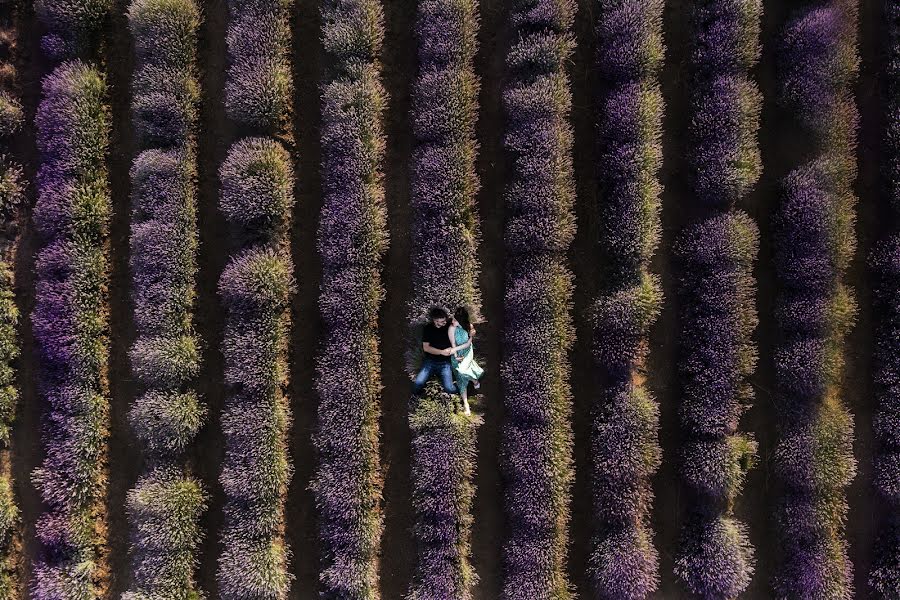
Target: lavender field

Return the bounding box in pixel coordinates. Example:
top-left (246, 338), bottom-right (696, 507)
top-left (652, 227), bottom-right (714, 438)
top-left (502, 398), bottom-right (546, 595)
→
top-left (0, 0), bottom-right (894, 598)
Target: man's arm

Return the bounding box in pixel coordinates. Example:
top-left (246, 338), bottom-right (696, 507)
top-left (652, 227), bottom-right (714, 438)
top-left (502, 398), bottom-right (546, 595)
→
top-left (423, 342), bottom-right (451, 356)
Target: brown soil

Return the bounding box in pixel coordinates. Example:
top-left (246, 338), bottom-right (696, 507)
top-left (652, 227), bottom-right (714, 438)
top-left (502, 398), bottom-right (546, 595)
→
top-left (10, 1), bottom-right (44, 594)
top-left (285, 0), bottom-right (325, 596)
top-left (377, 0), bottom-right (417, 596)
top-left (469, 0), bottom-right (509, 597)
top-left (103, 1), bottom-right (142, 596)
top-left (846, 0), bottom-right (883, 595)
top-left (650, 0), bottom-right (690, 595)
top-left (567, 0), bottom-right (601, 596)
top-left (192, 0), bottom-right (232, 595)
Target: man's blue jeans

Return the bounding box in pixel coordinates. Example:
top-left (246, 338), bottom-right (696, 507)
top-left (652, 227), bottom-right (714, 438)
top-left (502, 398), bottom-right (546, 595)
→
top-left (412, 357), bottom-right (457, 395)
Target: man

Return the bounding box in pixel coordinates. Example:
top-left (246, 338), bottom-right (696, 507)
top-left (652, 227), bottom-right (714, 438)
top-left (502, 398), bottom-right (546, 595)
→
top-left (412, 306), bottom-right (458, 396)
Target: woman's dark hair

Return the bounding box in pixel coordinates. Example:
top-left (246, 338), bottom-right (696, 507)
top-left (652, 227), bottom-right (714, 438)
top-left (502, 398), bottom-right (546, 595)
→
top-left (453, 305), bottom-right (473, 333)
top-left (428, 305), bottom-right (449, 320)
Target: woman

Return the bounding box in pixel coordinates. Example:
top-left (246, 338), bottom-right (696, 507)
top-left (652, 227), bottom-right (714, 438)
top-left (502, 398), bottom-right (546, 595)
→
top-left (448, 306), bottom-right (483, 415)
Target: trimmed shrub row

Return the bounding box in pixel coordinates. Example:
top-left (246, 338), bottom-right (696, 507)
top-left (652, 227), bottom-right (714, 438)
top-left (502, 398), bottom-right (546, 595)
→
top-left (219, 0), bottom-right (295, 596)
top-left (673, 2), bottom-right (762, 597)
top-left (35, 0), bottom-right (112, 61)
top-left (674, 212), bottom-right (758, 598)
top-left (589, 2), bottom-right (664, 598)
top-left (124, 0), bottom-right (207, 597)
top-left (31, 59), bottom-right (111, 600)
top-left (500, 1), bottom-right (577, 598)
top-left (225, 0), bottom-right (293, 134)
top-left (313, 1), bottom-right (388, 598)
top-left (773, 2), bottom-right (859, 597)
top-left (0, 1), bottom-right (24, 596)
top-left (407, 0), bottom-right (483, 597)
top-left (869, 1), bottom-right (900, 597)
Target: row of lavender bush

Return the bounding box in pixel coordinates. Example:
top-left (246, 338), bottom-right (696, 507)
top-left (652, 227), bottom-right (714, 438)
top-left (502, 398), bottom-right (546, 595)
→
top-left (870, 1), bottom-right (900, 596)
top-left (674, 1), bottom-right (762, 598)
top-left (407, 0), bottom-right (483, 597)
top-left (674, 213), bottom-right (758, 597)
top-left (0, 0), bottom-right (24, 594)
top-left (313, 0), bottom-right (388, 597)
top-left (218, 0), bottom-right (296, 596)
top-left (500, 1), bottom-right (577, 598)
top-left (31, 59), bottom-right (111, 599)
top-left (35, 0), bottom-right (111, 61)
top-left (225, 0), bottom-right (293, 134)
top-left (124, 0), bottom-right (207, 597)
top-left (774, 1), bottom-right (859, 597)
top-left (589, 1), bottom-right (664, 598)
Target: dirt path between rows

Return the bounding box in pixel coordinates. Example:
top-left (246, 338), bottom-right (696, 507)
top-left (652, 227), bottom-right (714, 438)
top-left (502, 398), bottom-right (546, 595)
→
top-left (192, 0), bottom-right (232, 595)
top-left (10, 1), bottom-right (45, 595)
top-left (285, 0), bottom-right (325, 595)
top-left (377, 0), bottom-right (417, 596)
top-left (467, 0), bottom-right (509, 597)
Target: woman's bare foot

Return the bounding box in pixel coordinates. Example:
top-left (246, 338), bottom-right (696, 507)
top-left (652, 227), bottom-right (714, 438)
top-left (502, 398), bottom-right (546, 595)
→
top-left (473, 380), bottom-right (480, 390)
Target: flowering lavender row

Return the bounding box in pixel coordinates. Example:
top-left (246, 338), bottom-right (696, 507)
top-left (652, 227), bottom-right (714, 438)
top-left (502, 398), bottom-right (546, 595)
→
top-left (409, 393), bottom-right (480, 600)
top-left (225, 0), bottom-right (293, 134)
top-left (313, 1), bottom-right (388, 598)
top-left (589, 1), bottom-right (664, 597)
top-left (500, 1), bottom-right (576, 598)
top-left (869, 1), bottom-right (900, 596)
top-left (673, 212), bottom-right (758, 598)
top-left (219, 0), bottom-right (295, 594)
top-left (673, 2), bottom-right (762, 597)
top-left (31, 60), bottom-right (111, 599)
top-left (217, 138), bottom-right (295, 599)
top-left (406, 0), bottom-right (483, 597)
top-left (35, 0), bottom-right (112, 61)
top-left (774, 2), bottom-right (859, 597)
top-left (0, 1), bottom-right (24, 595)
top-left (124, 0), bottom-right (206, 597)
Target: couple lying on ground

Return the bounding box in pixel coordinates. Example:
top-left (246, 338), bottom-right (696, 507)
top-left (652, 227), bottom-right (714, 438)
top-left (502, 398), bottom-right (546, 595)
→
top-left (412, 305), bottom-right (484, 415)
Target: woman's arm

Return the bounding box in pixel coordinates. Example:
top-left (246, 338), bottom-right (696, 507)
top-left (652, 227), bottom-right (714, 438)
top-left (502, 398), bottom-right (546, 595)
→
top-left (448, 325), bottom-right (458, 353)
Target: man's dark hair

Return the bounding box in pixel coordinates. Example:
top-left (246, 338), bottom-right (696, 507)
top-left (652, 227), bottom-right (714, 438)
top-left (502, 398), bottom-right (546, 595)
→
top-left (428, 306), bottom-right (449, 320)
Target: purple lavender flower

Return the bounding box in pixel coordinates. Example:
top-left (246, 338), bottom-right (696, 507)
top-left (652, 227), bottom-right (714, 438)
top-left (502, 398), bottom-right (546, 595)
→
top-left (217, 3), bottom-right (296, 589)
top-left (673, 2), bottom-right (762, 594)
top-left (225, 0), bottom-right (293, 133)
top-left (589, 2), bottom-right (664, 597)
top-left (124, 1), bottom-right (206, 595)
top-left (30, 60), bottom-right (110, 600)
top-left (314, 1), bottom-right (388, 597)
top-left (35, 0), bottom-right (112, 60)
top-left (405, 1), bottom-right (484, 597)
top-left (774, 2), bottom-right (859, 596)
top-left (500, 4), bottom-right (576, 596)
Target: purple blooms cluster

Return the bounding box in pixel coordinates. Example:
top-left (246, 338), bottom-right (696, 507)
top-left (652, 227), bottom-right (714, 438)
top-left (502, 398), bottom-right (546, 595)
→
top-left (35, 0), bottom-right (112, 61)
top-left (218, 72), bottom-right (296, 600)
top-left (124, 0), bottom-right (206, 597)
top-left (589, 2), bottom-right (664, 598)
top-left (313, 0), bottom-right (388, 598)
top-left (774, 2), bottom-right (859, 597)
top-left (219, 1), bottom-right (295, 596)
top-left (407, 1), bottom-right (483, 596)
top-left (0, 2), bottom-right (23, 595)
top-left (674, 213), bottom-right (758, 598)
top-left (408, 393), bottom-right (480, 600)
top-left (869, 1), bottom-right (900, 596)
top-left (673, 2), bottom-right (762, 597)
top-left (500, 1), bottom-right (577, 598)
top-left (225, 0), bottom-right (294, 134)
top-left (30, 60), bottom-right (111, 599)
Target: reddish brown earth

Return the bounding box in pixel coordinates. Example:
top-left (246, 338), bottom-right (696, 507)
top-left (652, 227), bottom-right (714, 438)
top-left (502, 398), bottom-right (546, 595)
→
top-left (6, 0), bottom-right (889, 598)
